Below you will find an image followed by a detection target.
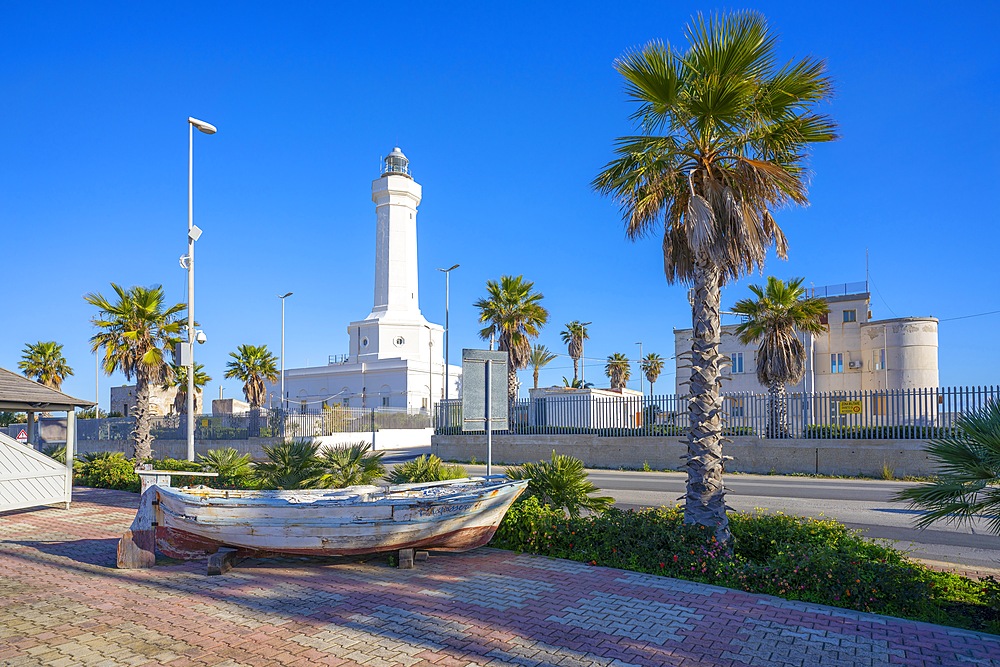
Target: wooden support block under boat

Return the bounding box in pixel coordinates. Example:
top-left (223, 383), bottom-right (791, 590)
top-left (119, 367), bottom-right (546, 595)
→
top-left (399, 548), bottom-right (414, 569)
top-left (208, 547), bottom-right (240, 575)
top-left (117, 488), bottom-right (157, 569)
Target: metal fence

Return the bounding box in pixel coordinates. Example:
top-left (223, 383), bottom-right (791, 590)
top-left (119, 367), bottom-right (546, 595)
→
top-left (65, 406), bottom-right (432, 442)
top-left (435, 385), bottom-right (1000, 440)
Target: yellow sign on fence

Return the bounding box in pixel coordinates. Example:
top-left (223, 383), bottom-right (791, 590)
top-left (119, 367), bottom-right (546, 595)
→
top-left (839, 400), bottom-right (863, 415)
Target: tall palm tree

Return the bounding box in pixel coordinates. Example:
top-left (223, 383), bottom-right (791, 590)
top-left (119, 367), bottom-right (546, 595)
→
top-left (474, 275), bottom-right (549, 418)
top-left (592, 11), bottom-right (837, 544)
top-left (85, 284), bottom-right (185, 462)
top-left (731, 276), bottom-right (829, 437)
top-left (164, 363), bottom-right (213, 415)
top-left (18, 341), bottom-right (74, 390)
top-left (605, 353), bottom-right (631, 390)
top-left (224, 344), bottom-right (279, 408)
top-left (560, 321), bottom-right (590, 385)
top-left (641, 352), bottom-right (665, 395)
top-left (528, 344), bottom-right (558, 389)
top-left (893, 402), bottom-right (1000, 536)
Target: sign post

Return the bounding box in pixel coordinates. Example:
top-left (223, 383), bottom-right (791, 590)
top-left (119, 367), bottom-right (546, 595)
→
top-left (461, 349), bottom-right (508, 476)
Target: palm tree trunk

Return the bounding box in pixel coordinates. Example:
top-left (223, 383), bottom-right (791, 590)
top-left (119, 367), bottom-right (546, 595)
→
top-left (684, 258), bottom-right (731, 546)
top-left (572, 358), bottom-right (579, 384)
top-left (507, 361), bottom-right (518, 430)
top-left (131, 374), bottom-right (154, 463)
top-left (533, 368), bottom-right (539, 390)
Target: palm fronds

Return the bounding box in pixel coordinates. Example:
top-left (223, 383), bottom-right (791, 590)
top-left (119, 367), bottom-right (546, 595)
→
top-left (316, 442), bottom-right (385, 489)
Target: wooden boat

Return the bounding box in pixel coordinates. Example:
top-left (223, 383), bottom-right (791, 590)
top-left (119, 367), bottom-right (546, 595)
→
top-left (117, 475), bottom-right (528, 568)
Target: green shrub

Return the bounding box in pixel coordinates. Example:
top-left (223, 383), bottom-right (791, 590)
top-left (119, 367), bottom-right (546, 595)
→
top-left (387, 455), bottom-right (467, 484)
top-left (76, 452), bottom-right (140, 492)
top-left (43, 444), bottom-right (66, 464)
top-left (198, 448), bottom-right (255, 489)
top-left (152, 458), bottom-right (205, 488)
top-left (506, 450), bottom-right (613, 518)
top-left (490, 503), bottom-right (1000, 634)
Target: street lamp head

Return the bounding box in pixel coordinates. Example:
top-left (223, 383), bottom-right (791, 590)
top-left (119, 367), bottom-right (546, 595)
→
top-left (188, 117), bottom-right (217, 134)
top-left (278, 292), bottom-right (293, 299)
top-left (581, 321), bottom-right (593, 326)
top-left (437, 264), bottom-right (460, 273)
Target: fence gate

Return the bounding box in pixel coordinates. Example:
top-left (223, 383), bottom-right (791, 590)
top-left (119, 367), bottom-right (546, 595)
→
top-left (0, 431), bottom-right (69, 512)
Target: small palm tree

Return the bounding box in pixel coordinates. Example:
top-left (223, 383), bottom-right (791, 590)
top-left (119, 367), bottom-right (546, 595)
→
top-left (254, 439), bottom-right (322, 490)
top-left (560, 321), bottom-right (590, 385)
top-left (164, 363), bottom-right (213, 415)
top-left (731, 277), bottom-right (829, 437)
top-left (528, 344), bottom-right (558, 390)
top-left (641, 353), bottom-right (665, 395)
top-left (894, 403), bottom-right (1000, 535)
top-left (316, 442), bottom-right (385, 488)
top-left (605, 353), bottom-right (631, 390)
top-left (19, 341), bottom-right (74, 390)
top-left (592, 11), bottom-right (837, 545)
top-left (386, 454), bottom-right (467, 484)
top-left (562, 377), bottom-right (594, 389)
top-left (198, 448), bottom-right (253, 488)
top-left (225, 344), bottom-right (279, 436)
top-left (506, 451), bottom-right (614, 518)
top-left (474, 275), bottom-right (549, 416)
top-left (85, 284), bottom-right (185, 462)
top-left (225, 344), bottom-right (279, 407)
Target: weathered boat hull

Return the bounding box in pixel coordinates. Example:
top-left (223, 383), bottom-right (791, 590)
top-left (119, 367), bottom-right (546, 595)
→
top-left (151, 477), bottom-right (527, 560)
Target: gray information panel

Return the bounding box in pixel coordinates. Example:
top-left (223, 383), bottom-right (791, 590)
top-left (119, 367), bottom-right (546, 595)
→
top-left (461, 349), bottom-right (509, 432)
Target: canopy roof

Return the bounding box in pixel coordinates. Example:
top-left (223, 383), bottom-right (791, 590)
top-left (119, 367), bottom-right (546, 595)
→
top-left (0, 367), bottom-right (94, 412)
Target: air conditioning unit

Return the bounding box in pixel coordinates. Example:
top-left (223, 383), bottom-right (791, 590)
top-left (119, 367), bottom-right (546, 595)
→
top-left (848, 360), bottom-right (863, 369)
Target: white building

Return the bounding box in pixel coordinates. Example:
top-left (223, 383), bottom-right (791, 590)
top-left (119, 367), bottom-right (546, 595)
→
top-left (268, 148), bottom-right (460, 414)
top-left (673, 283), bottom-right (939, 395)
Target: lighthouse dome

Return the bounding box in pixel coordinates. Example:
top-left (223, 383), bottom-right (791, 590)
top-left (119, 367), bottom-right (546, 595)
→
top-left (383, 147), bottom-right (411, 178)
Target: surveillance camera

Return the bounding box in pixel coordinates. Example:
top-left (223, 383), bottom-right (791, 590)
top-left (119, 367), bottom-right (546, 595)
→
top-left (195, 331), bottom-right (207, 344)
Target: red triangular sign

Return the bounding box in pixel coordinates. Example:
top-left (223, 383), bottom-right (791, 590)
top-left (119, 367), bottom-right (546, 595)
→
top-left (15, 429), bottom-right (28, 443)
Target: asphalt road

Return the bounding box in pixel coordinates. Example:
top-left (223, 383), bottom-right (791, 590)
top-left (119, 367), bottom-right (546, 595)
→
top-left (447, 459), bottom-right (1000, 573)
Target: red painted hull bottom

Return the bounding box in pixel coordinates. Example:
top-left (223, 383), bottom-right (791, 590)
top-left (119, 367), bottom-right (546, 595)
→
top-left (155, 524), bottom-right (500, 561)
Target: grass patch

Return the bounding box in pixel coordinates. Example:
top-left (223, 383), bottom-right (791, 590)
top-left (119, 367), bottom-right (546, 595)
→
top-left (490, 498), bottom-right (1000, 634)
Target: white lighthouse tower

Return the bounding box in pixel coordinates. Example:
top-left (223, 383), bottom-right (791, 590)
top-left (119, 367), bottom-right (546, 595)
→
top-left (266, 148), bottom-right (456, 417)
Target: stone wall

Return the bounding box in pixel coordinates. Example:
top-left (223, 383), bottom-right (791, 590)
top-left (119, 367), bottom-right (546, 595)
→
top-left (431, 434), bottom-right (939, 478)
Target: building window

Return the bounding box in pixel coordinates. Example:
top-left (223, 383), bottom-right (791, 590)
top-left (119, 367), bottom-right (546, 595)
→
top-left (381, 396), bottom-right (389, 407)
top-left (300, 400), bottom-right (308, 413)
top-left (730, 352), bottom-right (744, 374)
top-left (843, 309), bottom-right (857, 323)
top-left (831, 353), bottom-right (843, 374)
top-left (361, 337), bottom-right (369, 347)
top-left (873, 348), bottom-right (886, 371)
top-left (393, 336), bottom-right (405, 346)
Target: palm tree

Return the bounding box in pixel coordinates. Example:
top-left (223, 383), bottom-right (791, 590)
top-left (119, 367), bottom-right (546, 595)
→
top-left (641, 353), bottom-right (665, 395)
top-left (474, 275), bottom-right (549, 418)
top-left (529, 344), bottom-right (558, 389)
top-left (731, 277), bottom-right (829, 438)
top-left (18, 341), bottom-right (74, 390)
top-left (164, 363), bottom-right (213, 415)
top-left (592, 11), bottom-right (837, 544)
top-left (85, 284), bottom-right (185, 462)
top-left (254, 439), bottom-right (322, 490)
top-left (225, 344), bottom-right (279, 407)
top-left (225, 344), bottom-right (279, 437)
top-left (560, 321), bottom-right (590, 385)
top-left (315, 442), bottom-right (385, 488)
top-left (605, 353), bottom-right (631, 390)
top-left (894, 402), bottom-right (1000, 535)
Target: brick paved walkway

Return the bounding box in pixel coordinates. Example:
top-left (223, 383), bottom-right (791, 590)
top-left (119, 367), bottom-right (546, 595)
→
top-left (1, 488), bottom-right (997, 667)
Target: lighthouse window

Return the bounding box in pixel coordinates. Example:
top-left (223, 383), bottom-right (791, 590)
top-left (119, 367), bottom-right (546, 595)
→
top-left (394, 336), bottom-right (405, 346)
top-left (361, 337), bottom-right (369, 347)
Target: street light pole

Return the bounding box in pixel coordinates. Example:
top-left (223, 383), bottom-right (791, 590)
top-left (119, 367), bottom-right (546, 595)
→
top-left (186, 116), bottom-right (216, 461)
top-left (278, 292), bottom-right (293, 414)
top-left (580, 321), bottom-right (592, 385)
top-left (436, 264), bottom-right (459, 405)
top-left (635, 341), bottom-right (643, 394)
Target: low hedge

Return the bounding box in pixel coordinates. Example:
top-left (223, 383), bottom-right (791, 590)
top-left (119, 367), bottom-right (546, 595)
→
top-left (490, 498), bottom-right (999, 634)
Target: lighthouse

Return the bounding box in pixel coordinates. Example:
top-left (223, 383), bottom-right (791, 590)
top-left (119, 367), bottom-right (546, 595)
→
top-left (267, 148), bottom-right (457, 416)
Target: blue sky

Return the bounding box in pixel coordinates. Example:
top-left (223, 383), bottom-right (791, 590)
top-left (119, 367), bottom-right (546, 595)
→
top-left (3, 2), bottom-right (998, 409)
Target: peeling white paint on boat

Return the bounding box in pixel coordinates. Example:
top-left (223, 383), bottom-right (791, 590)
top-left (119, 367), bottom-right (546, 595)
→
top-left (150, 476), bottom-right (528, 559)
